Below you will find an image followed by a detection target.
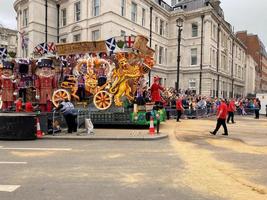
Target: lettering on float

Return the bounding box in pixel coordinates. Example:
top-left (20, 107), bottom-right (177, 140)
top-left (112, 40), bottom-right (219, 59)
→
top-left (56, 41), bottom-right (107, 55)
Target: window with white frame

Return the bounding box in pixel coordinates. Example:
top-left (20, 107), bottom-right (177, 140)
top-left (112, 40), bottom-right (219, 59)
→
top-left (160, 19), bottom-right (164, 36)
top-left (92, 30), bottom-right (100, 40)
top-left (189, 79), bottom-right (196, 89)
top-left (61, 8), bottom-right (67, 26)
top-left (73, 34), bottom-right (81, 42)
top-left (131, 2), bottom-right (137, 22)
top-left (159, 46), bottom-right (164, 64)
top-left (142, 8), bottom-right (146, 27)
top-left (192, 23), bottom-right (198, 37)
top-left (93, 0), bottom-right (100, 16)
top-left (60, 38), bottom-right (67, 43)
top-left (191, 48), bottom-right (197, 65)
top-left (121, 0), bottom-right (126, 16)
top-left (120, 30), bottom-right (126, 36)
top-left (74, 2), bottom-right (81, 21)
top-left (23, 8), bottom-right (28, 27)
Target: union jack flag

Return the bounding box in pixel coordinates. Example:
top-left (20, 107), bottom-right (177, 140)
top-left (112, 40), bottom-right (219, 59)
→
top-left (47, 42), bottom-right (56, 53)
top-left (34, 43), bottom-right (48, 55)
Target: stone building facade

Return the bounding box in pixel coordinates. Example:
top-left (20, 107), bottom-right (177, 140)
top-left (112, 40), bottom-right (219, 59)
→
top-left (14, 0), bottom-right (248, 97)
top-left (236, 31), bottom-right (267, 93)
top-left (0, 26), bottom-right (17, 55)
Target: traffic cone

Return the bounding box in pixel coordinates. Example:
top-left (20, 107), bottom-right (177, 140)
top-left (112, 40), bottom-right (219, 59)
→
top-left (36, 118), bottom-right (43, 138)
top-left (149, 116), bottom-right (155, 135)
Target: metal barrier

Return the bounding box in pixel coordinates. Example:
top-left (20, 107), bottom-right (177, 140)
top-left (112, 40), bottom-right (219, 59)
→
top-left (166, 107), bottom-right (217, 119)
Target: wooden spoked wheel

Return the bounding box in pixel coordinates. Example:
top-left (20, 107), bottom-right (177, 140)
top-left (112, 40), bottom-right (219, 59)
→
top-left (93, 91), bottom-right (112, 110)
top-left (52, 89), bottom-right (71, 107)
top-left (0, 95), bottom-right (2, 110)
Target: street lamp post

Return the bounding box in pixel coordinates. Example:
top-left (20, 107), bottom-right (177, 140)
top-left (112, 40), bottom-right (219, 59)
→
top-left (176, 17), bottom-right (184, 92)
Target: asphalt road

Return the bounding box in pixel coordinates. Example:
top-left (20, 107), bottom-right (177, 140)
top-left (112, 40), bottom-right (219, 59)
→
top-left (0, 116), bottom-right (267, 200)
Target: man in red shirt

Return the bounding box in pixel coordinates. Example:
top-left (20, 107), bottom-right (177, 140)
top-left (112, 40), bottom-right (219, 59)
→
top-left (176, 96), bottom-right (184, 122)
top-left (210, 98), bottom-right (228, 136)
top-left (227, 99), bottom-right (236, 123)
top-left (150, 76), bottom-right (164, 103)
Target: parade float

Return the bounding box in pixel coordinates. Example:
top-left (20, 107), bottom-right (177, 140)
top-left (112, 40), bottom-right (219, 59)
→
top-left (0, 35), bottom-right (167, 128)
top-left (53, 35), bottom-right (166, 125)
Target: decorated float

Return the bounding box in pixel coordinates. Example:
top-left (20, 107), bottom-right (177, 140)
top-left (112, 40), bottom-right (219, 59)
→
top-left (0, 35), bottom-right (167, 126)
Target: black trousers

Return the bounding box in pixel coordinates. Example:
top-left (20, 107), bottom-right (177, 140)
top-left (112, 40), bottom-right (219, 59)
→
top-left (255, 109), bottom-right (260, 119)
top-left (64, 113), bottom-right (77, 133)
top-left (176, 110), bottom-right (182, 121)
top-left (213, 118), bottom-right (228, 135)
top-left (227, 112), bottom-right (234, 123)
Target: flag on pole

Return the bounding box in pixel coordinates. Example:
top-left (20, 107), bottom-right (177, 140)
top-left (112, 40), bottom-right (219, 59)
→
top-left (124, 36), bottom-right (135, 48)
top-left (0, 48), bottom-right (8, 59)
top-left (34, 43), bottom-right (48, 55)
top-left (106, 37), bottom-right (116, 51)
top-left (47, 42), bottom-right (56, 53)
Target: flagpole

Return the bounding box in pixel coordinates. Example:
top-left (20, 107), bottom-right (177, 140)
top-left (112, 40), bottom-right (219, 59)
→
top-left (148, 6), bottom-right (153, 86)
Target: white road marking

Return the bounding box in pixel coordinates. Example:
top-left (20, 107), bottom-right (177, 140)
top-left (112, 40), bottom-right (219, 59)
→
top-left (0, 147), bottom-right (72, 151)
top-left (0, 185), bottom-right (20, 192)
top-left (0, 162), bottom-right (27, 164)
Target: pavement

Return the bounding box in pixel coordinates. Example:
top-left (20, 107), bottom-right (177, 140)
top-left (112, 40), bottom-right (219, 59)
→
top-left (42, 128), bottom-right (168, 141)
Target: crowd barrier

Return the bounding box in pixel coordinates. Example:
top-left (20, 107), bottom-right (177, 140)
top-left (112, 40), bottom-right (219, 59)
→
top-left (166, 107), bottom-right (217, 119)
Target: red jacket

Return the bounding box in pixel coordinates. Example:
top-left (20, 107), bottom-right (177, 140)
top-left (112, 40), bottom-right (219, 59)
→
top-left (176, 99), bottom-right (183, 110)
top-left (228, 101), bottom-right (236, 112)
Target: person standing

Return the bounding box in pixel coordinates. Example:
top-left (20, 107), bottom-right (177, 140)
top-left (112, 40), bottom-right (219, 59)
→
top-left (56, 99), bottom-right (77, 133)
top-left (254, 98), bottom-right (261, 119)
top-left (227, 99), bottom-right (236, 123)
top-left (176, 96), bottom-right (184, 122)
top-left (210, 98), bottom-right (228, 136)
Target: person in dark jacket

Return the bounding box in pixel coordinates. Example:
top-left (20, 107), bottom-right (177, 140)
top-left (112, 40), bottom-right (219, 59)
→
top-left (56, 99), bottom-right (77, 133)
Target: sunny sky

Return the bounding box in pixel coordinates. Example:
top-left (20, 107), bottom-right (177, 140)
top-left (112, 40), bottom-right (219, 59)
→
top-left (0, 0), bottom-right (266, 47)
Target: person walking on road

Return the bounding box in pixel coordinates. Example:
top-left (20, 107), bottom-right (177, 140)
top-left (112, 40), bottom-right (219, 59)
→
top-left (227, 99), bottom-right (236, 123)
top-left (176, 96), bottom-right (184, 122)
top-left (56, 99), bottom-right (77, 133)
top-left (254, 98), bottom-right (261, 119)
top-left (210, 98), bottom-right (228, 136)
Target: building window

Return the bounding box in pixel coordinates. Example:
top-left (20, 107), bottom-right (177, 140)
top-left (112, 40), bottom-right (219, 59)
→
top-left (160, 19), bottom-right (164, 36)
top-left (120, 30), bottom-right (126, 36)
top-left (155, 17), bottom-right (158, 33)
top-left (189, 79), bottom-right (196, 90)
top-left (192, 23), bottom-right (198, 37)
top-left (73, 34), bottom-right (81, 42)
top-left (23, 8), bottom-right (28, 27)
top-left (61, 9), bottom-right (67, 26)
top-left (60, 38), bottom-right (67, 43)
top-left (191, 48), bottom-right (197, 65)
top-left (159, 46), bottom-right (164, 64)
top-left (142, 8), bottom-right (146, 27)
top-left (121, 0), bottom-right (126, 16)
top-left (131, 2), bottom-right (137, 22)
top-left (92, 30), bottom-right (100, 40)
top-left (93, 0), bottom-right (100, 16)
top-left (74, 2), bottom-right (81, 21)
